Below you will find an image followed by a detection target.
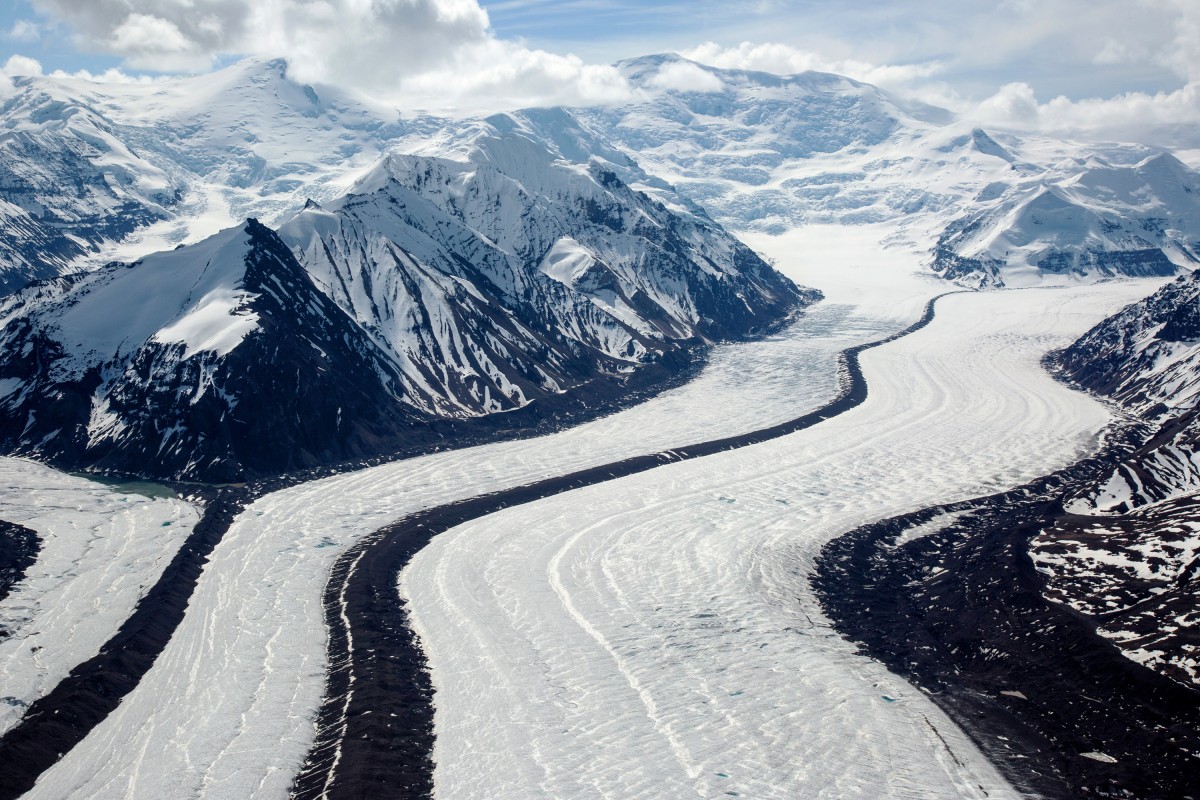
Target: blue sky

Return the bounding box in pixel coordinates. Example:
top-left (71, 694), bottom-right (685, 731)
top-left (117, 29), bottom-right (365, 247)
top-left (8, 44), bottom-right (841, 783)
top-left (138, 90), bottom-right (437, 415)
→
top-left (1, 0), bottom-right (119, 74)
top-left (480, 0), bottom-right (1188, 99)
top-left (1, 0), bottom-right (1196, 144)
top-left (0, 0), bottom-right (1186, 97)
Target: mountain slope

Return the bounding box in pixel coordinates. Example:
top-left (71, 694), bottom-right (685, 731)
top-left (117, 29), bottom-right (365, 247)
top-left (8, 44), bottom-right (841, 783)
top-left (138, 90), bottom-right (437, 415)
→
top-left (575, 53), bottom-right (941, 229)
top-left (574, 55), bottom-right (1200, 287)
top-left (0, 220), bottom-right (424, 481)
top-left (3, 54), bottom-right (1199, 295)
top-left (0, 116), bottom-right (816, 481)
top-left (1059, 269), bottom-right (1200, 416)
top-left (0, 59), bottom-right (418, 294)
top-left (0, 79), bottom-right (176, 293)
top-left (280, 112), bottom-right (815, 418)
top-left (933, 152), bottom-right (1200, 287)
top-left (1035, 270), bottom-right (1200, 686)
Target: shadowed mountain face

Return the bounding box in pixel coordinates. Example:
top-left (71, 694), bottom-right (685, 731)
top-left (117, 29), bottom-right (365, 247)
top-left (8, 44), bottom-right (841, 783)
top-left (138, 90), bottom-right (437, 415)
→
top-left (1036, 270), bottom-right (1200, 687)
top-left (279, 112), bottom-right (813, 418)
top-left (0, 61), bottom-right (818, 483)
top-left (0, 131), bottom-right (815, 482)
top-left (0, 221), bottom-right (426, 481)
top-left (1059, 268), bottom-right (1200, 416)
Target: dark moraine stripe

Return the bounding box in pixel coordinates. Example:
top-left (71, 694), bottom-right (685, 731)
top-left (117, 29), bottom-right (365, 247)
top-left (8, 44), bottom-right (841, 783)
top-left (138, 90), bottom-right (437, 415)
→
top-left (814, 433), bottom-right (1200, 800)
top-left (0, 519), bottom-right (38, 611)
top-left (0, 303), bottom-right (696, 795)
top-left (0, 488), bottom-right (248, 800)
top-left (291, 294), bottom-right (953, 800)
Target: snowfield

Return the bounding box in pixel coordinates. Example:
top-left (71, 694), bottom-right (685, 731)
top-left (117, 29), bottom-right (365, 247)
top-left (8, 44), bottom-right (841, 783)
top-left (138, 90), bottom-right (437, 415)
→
top-left (0, 460), bottom-right (197, 735)
top-left (16, 228), bottom-right (1163, 798)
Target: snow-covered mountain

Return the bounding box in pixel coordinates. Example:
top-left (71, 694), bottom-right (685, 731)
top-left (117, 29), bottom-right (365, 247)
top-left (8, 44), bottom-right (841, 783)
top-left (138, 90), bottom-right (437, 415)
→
top-left (279, 106), bottom-right (812, 413)
top-left (5, 53), bottom-right (1200, 296)
top-left (1059, 269), bottom-right (1200, 417)
top-left (0, 220), bottom-right (430, 480)
top-left (1033, 271), bottom-right (1200, 686)
top-left (1054, 270), bottom-right (1200, 514)
top-left (575, 54), bottom-right (1200, 287)
top-left (280, 112), bottom-right (811, 418)
top-left (933, 151), bottom-right (1200, 287)
top-left (0, 79), bottom-right (176, 293)
top-left (0, 59), bottom-right (422, 293)
top-left (7, 51), bottom-right (1200, 477)
top-left (575, 53), bottom-right (949, 230)
top-left (0, 112), bottom-right (814, 480)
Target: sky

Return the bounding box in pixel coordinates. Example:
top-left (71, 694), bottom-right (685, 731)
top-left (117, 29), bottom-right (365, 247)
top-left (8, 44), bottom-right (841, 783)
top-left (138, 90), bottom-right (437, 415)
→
top-left (0, 0), bottom-right (1197, 145)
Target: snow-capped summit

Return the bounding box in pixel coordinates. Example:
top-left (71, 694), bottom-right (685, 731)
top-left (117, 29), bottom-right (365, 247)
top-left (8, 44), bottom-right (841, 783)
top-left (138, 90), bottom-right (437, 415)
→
top-left (0, 77), bottom-right (176, 293)
top-left (0, 58), bottom-right (424, 295)
top-left (3, 52), bottom-right (1199, 295)
top-left (0, 219), bottom-right (424, 480)
top-left (574, 54), bottom-right (938, 224)
top-left (566, 56), bottom-right (1200, 287)
top-left (933, 149), bottom-right (1200, 287)
top-left (0, 104), bottom-right (817, 480)
top-left (279, 117), bottom-right (816, 418)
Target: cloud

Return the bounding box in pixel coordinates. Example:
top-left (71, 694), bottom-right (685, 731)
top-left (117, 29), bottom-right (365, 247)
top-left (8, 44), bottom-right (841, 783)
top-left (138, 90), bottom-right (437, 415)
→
top-left (110, 13), bottom-right (207, 71)
top-left (975, 82), bottom-right (1040, 125)
top-left (7, 20), bottom-right (40, 42)
top-left (49, 67), bottom-right (168, 85)
top-left (648, 61), bottom-right (725, 94)
top-left (972, 81), bottom-right (1200, 147)
top-left (1, 54), bottom-right (43, 79)
top-left (966, 2), bottom-right (1200, 147)
top-left (29, 0), bottom-right (633, 111)
top-left (32, 0), bottom-right (249, 70)
top-left (396, 41), bottom-right (634, 112)
top-left (20, 0), bottom-right (1200, 142)
top-left (0, 54), bottom-right (44, 100)
top-left (684, 27), bottom-right (1200, 149)
top-left (682, 41), bottom-right (942, 91)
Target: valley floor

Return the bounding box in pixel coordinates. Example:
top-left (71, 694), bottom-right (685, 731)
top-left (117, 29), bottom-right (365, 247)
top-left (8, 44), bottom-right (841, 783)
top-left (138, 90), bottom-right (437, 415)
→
top-left (1, 224), bottom-right (1166, 798)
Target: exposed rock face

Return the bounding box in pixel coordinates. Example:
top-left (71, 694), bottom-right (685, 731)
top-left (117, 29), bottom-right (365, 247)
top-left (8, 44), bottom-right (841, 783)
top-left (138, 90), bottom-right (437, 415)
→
top-left (279, 113), bottom-right (814, 419)
top-left (0, 139), bottom-right (816, 482)
top-left (0, 220), bottom-right (429, 481)
top-left (1039, 270), bottom-right (1200, 687)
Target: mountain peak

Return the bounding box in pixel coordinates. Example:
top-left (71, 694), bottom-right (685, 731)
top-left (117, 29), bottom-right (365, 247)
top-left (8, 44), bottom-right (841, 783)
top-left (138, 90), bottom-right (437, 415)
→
top-left (970, 128), bottom-right (1015, 162)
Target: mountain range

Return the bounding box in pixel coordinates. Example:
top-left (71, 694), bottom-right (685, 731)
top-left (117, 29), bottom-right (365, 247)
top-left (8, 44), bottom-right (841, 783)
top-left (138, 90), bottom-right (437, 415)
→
top-left (2, 52), bottom-right (1200, 481)
top-left (0, 84), bottom-right (812, 480)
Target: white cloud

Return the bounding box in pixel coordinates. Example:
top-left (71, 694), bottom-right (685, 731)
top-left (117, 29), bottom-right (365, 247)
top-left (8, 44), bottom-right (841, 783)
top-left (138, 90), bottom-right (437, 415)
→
top-left (975, 82), bottom-right (1040, 125)
top-left (0, 54), bottom-right (44, 100)
top-left (396, 41), bottom-right (634, 113)
top-left (1157, 0), bottom-right (1200, 82)
top-left (49, 67), bottom-right (167, 85)
top-left (29, 0), bottom-right (633, 111)
top-left (965, 1), bottom-right (1200, 146)
top-left (682, 41), bottom-right (942, 91)
top-left (7, 20), bottom-right (40, 42)
top-left (110, 13), bottom-right (208, 71)
top-left (19, 0), bottom-right (1200, 142)
top-left (648, 61), bottom-right (725, 94)
top-left (0, 51), bottom-right (156, 101)
top-left (684, 31), bottom-right (1200, 149)
top-left (972, 81), bottom-right (1200, 147)
top-left (2, 54), bottom-right (43, 79)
